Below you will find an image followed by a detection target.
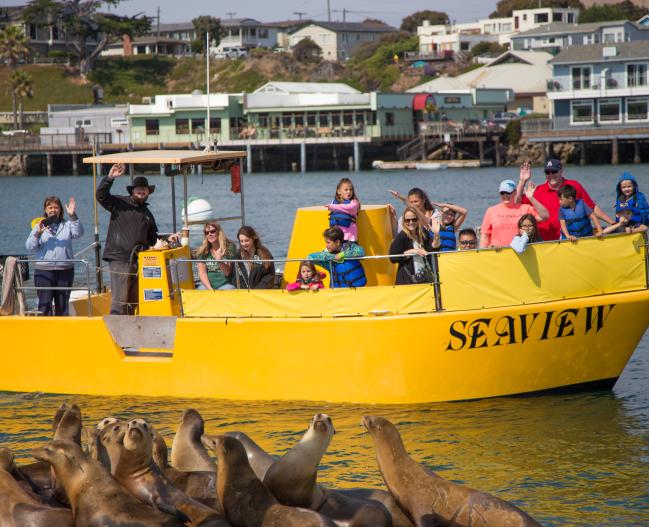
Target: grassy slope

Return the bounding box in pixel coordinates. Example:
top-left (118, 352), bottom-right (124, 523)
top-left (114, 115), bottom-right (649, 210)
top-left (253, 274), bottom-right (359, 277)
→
top-left (0, 37), bottom-right (425, 111)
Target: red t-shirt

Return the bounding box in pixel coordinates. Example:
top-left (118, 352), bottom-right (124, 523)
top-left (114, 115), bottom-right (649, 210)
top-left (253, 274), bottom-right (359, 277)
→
top-left (522, 178), bottom-right (596, 240)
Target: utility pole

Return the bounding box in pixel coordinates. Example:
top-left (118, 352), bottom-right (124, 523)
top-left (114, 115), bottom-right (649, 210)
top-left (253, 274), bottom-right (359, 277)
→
top-left (156, 5), bottom-right (160, 56)
top-left (327, 0), bottom-right (331, 22)
top-left (333, 9), bottom-right (349, 22)
top-left (226, 11), bottom-right (236, 19)
top-left (293, 11), bottom-right (307, 20)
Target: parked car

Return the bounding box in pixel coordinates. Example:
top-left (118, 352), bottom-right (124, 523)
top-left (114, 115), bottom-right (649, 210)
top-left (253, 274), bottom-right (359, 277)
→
top-left (213, 46), bottom-right (248, 59)
top-left (493, 111), bottom-right (519, 128)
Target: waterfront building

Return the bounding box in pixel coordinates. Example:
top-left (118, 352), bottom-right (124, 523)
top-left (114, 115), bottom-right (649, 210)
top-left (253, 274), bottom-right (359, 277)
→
top-left (287, 22), bottom-right (397, 62)
top-left (511, 20), bottom-right (649, 53)
top-left (103, 22), bottom-right (196, 57)
top-left (417, 7), bottom-right (579, 56)
top-left (40, 105), bottom-right (130, 144)
top-left (216, 18), bottom-right (278, 51)
top-left (408, 51), bottom-right (551, 115)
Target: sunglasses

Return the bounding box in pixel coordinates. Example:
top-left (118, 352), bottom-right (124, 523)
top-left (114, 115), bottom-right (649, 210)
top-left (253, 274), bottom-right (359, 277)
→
top-left (460, 240), bottom-right (477, 246)
top-left (204, 229), bottom-right (218, 235)
top-left (404, 217), bottom-right (418, 223)
top-left (500, 191), bottom-right (513, 196)
top-left (545, 170), bottom-right (560, 175)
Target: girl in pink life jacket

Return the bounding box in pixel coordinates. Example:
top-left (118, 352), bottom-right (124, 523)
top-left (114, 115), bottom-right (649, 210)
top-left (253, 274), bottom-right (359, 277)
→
top-left (326, 178), bottom-right (360, 242)
top-left (286, 260), bottom-right (326, 291)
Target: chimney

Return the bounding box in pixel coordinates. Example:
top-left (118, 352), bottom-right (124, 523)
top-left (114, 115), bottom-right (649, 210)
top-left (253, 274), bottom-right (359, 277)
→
top-left (123, 34), bottom-right (133, 56)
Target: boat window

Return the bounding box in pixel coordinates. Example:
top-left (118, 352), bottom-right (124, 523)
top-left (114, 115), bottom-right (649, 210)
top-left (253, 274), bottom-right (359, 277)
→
top-left (175, 118), bottom-right (189, 134)
top-left (145, 119), bottom-right (159, 136)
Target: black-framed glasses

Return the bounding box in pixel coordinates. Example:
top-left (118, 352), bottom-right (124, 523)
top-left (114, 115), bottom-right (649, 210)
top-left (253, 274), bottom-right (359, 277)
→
top-left (404, 217), bottom-right (418, 223)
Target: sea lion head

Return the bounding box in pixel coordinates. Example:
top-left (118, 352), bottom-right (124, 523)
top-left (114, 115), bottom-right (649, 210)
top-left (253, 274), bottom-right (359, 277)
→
top-left (361, 415), bottom-right (396, 439)
top-left (52, 403), bottom-right (70, 434)
top-left (179, 409), bottom-right (205, 439)
top-left (0, 448), bottom-right (14, 472)
top-left (124, 419), bottom-right (154, 451)
top-left (361, 416), bottom-right (407, 459)
top-left (96, 417), bottom-right (119, 431)
top-left (54, 404), bottom-right (82, 444)
top-left (98, 421), bottom-right (126, 474)
top-left (311, 413), bottom-right (336, 435)
top-left (32, 440), bottom-right (85, 472)
top-left (201, 434), bottom-right (243, 465)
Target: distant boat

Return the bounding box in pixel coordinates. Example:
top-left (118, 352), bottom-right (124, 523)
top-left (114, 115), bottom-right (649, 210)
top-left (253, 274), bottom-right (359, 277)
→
top-left (415, 162), bottom-right (448, 171)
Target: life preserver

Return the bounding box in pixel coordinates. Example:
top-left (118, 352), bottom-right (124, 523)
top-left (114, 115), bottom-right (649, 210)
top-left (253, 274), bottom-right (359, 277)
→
top-left (331, 257), bottom-right (367, 288)
top-left (563, 202), bottom-right (593, 238)
top-left (439, 224), bottom-right (456, 251)
top-left (329, 199), bottom-right (357, 228)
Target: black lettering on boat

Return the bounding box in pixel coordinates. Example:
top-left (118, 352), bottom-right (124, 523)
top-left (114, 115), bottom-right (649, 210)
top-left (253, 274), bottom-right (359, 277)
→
top-left (493, 315), bottom-right (516, 347)
top-left (446, 320), bottom-right (468, 351)
top-left (585, 305), bottom-right (615, 334)
top-left (519, 313), bottom-right (540, 343)
top-left (540, 310), bottom-right (554, 341)
top-left (554, 308), bottom-right (579, 339)
top-left (468, 319), bottom-right (490, 349)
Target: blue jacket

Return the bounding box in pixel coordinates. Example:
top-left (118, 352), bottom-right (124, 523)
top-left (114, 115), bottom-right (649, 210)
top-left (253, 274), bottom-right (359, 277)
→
top-left (26, 218), bottom-right (84, 270)
top-left (438, 224), bottom-right (456, 251)
top-left (560, 200), bottom-right (593, 239)
top-left (308, 241), bottom-right (367, 288)
top-left (328, 199), bottom-right (357, 228)
top-left (615, 172), bottom-right (649, 225)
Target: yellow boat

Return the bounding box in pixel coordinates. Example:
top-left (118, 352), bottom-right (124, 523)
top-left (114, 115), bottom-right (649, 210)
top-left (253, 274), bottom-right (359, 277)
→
top-left (0, 150), bottom-right (647, 404)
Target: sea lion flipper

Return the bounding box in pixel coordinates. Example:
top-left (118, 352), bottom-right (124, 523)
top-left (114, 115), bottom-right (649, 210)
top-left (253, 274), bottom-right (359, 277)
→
top-left (155, 499), bottom-right (191, 523)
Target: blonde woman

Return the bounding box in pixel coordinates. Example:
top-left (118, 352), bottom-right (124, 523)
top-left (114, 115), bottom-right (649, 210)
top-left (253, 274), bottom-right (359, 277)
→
top-left (195, 222), bottom-right (236, 290)
top-left (389, 206), bottom-right (440, 285)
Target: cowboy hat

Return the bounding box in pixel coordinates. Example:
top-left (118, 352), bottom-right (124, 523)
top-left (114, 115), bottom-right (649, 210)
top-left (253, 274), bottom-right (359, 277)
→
top-left (127, 176), bottom-right (155, 194)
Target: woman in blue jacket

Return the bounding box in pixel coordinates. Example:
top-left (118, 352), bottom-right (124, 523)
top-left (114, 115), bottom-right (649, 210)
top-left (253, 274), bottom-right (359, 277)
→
top-left (26, 196), bottom-right (84, 315)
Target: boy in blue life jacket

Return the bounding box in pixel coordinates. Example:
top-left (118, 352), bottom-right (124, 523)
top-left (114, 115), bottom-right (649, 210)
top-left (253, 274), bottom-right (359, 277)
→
top-left (558, 184), bottom-right (603, 241)
top-left (603, 203), bottom-right (648, 234)
top-left (307, 227), bottom-right (367, 288)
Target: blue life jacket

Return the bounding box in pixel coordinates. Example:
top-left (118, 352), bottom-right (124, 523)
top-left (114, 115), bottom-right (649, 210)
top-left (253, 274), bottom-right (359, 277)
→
top-left (329, 199), bottom-right (356, 228)
top-left (561, 200), bottom-right (593, 238)
top-left (616, 196), bottom-right (645, 225)
top-left (329, 245), bottom-right (367, 288)
top-left (438, 224), bottom-right (456, 251)
top-left (615, 171), bottom-right (649, 225)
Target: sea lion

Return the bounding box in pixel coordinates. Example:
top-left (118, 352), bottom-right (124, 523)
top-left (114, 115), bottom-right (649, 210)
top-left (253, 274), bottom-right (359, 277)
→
top-left (98, 420), bottom-right (127, 474)
top-left (0, 448), bottom-right (74, 527)
top-left (262, 414), bottom-right (389, 527)
top-left (165, 468), bottom-right (220, 509)
top-left (225, 431), bottom-right (276, 480)
top-left (153, 429), bottom-right (169, 470)
top-left (115, 419), bottom-right (226, 525)
top-left (32, 440), bottom-right (185, 527)
top-left (339, 488), bottom-right (415, 527)
top-left (171, 408), bottom-right (216, 472)
top-left (51, 403), bottom-right (83, 502)
top-left (202, 434), bottom-right (336, 527)
top-left (362, 416), bottom-right (543, 527)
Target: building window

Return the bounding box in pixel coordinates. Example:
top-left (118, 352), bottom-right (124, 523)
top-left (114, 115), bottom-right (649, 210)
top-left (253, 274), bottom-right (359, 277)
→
top-left (572, 67), bottom-right (591, 89)
top-left (571, 100), bottom-right (594, 124)
top-left (145, 119), bottom-right (159, 135)
top-left (604, 33), bottom-right (614, 43)
top-left (627, 64), bottom-right (647, 87)
top-left (343, 111), bottom-right (354, 126)
top-left (295, 113), bottom-right (304, 126)
top-left (250, 27), bottom-right (256, 36)
top-left (282, 114), bottom-right (292, 127)
top-left (627, 97), bottom-right (649, 120)
top-left (553, 13), bottom-right (562, 22)
top-left (567, 13), bottom-right (575, 23)
top-left (535, 13), bottom-right (548, 23)
top-left (175, 118), bottom-right (189, 134)
top-left (230, 28), bottom-right (240, 36)
top-left (259, 28), bottom-right (268, 38)
top-left (332, 113), bottom-right (341, 126)
top-left (191, 118), bottom-right (204, 133)
top-left (319, 113), bottom-right (329, 126)
top-left (306, 112), bottom-right (317, 126)
top-left (210, 117), bottom-right (221, 133)
top-left (369, 111), bottom-right (377, 125)
top-left (598, 98), bottom-right (621, 122)
top-left (385, 112), bottom-right (395, 126)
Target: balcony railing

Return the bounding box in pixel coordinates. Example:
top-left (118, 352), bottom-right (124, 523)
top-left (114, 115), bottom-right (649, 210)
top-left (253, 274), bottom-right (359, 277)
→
top-left (546, 74), bottom-right (649, 93)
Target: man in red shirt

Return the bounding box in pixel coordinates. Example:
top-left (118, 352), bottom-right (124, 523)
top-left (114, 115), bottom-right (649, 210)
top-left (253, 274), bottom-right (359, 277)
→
top-left (516, 158), bottom-right (613, 240)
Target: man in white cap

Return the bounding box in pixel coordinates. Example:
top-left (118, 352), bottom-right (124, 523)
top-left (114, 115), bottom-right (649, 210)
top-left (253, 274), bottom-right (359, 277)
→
top-left (480, 177), bottom-right (548, 248)
top-left (517, 158), bottom-right (612, 240)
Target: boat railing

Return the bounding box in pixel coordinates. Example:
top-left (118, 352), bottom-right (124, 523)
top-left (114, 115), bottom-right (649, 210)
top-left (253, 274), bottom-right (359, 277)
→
top-left (173, 252), bottom-right (442, 318)
top-left (16, 258), bottom-right (94, 317)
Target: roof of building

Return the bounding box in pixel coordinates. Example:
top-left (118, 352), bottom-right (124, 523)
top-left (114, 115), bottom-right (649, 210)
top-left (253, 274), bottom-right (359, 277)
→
top-left (267, 19), bottom-right (313, 29)
top-left (488, 50), bottom-right (552, 67)
top-left (221, 18), bottom-right (264, 27)
top-left (512, 19), bottom-right (632, 38)
top-left (290, 21), bottom-right (397, 34)
top-left (0, 6), bottom-right (24, 22)
top-left (131, 36), bottom-right (190, 45)
top-left (154, 22), bottom-right (196, 32)
top-left (551, 40), bottom-right (649, 64)
top-left (253, 81), bottom-right (360, 94)
top-left (408, 52), bottom-right (552, 95)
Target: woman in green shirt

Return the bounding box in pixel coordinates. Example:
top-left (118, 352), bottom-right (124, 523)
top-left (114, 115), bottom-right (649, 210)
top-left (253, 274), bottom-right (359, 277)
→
top-left (195, 222), bottom-right (237, 290)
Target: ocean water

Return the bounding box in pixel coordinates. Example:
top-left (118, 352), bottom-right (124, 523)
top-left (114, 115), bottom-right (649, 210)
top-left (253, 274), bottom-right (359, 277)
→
top-left (0, 164), bottom-right (648, 526)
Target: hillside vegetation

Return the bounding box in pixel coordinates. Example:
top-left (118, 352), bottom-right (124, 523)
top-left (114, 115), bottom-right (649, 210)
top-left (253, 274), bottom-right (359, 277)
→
top-left (0, 36), bottom-right (434, 111)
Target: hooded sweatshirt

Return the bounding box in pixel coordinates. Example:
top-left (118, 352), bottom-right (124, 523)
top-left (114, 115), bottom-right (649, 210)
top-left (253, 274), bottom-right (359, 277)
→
top-left (615, 172), bottom-right (649, 225)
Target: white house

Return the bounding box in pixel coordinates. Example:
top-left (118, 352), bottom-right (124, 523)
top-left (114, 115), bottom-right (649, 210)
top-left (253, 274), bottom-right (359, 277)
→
top-left (409, 50), bottom-right (553, 114)
top-left (288, 22), bottom-right (397, 61)
top-left (216, 18), bottom-right (278, 50)
top-left (253, 81), bottom-right (360, 94)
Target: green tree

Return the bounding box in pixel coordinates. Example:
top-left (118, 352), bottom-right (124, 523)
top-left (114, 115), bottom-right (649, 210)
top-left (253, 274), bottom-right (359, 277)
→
top-left (292, 37), bottom-right (322, 62)
top-left (192, 16), bottom-right (222, 54)
top-left (490, 0), bottom-right (582, 18)
top-left (400, 11), bottom-right (450, 34)
top-left (22, 0), bottom-right (151, 78)
top-left (0, 25), bottom-right (30, 129)
top-left (580, 1), bottom-right (647, 23)
top-left (470, 41), bottom-right (508, 58)
top-left (7, 70), bottom-right (34, 129)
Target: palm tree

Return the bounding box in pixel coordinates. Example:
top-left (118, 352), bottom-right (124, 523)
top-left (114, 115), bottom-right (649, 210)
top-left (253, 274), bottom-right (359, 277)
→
top-left (8, 70), bottom-right (34, 130)
top-left (0, 25), bottom-right (31, 129)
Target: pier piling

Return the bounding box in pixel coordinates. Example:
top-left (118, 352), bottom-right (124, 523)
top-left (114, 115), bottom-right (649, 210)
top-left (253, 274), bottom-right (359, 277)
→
top-left (300, 142), bottom-right (306, 173)
top-left (612, 138), bottom-right (619, 165)
top-left (247, 144), bottom-right (253, 174)
top-left (634, 141), bottom-right (641, 164)
top-left (46, 154), bottom-right (53, 177)
top-left (72, 154), bottom-right (78, 176)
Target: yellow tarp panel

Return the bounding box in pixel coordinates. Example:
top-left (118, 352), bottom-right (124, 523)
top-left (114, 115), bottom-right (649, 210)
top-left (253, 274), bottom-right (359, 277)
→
top-left (181, 283), bottom-right (436, 318)
top-left (284, 205), bottom-right (396, 287)
top-left (439, 233), bottom-right (647, 311)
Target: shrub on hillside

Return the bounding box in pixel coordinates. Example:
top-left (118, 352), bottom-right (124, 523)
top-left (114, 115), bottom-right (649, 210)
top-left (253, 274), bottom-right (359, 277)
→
top-left (293, 38), bottom-right (322, 63)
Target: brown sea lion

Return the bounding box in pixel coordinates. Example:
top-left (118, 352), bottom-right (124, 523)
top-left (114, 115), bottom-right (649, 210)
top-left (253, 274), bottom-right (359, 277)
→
top-left (32, 440), bottom-right (185, 527)
top-left (362, 416), bottom-right (543, 527)
top-left (115, 419), bottom-right (226, 525)
top-left (51, 403), bottom-right (83, 502)
top-left (153, 429), bottom-right (169, 470)
top-left (165, 468), bottom-right (220, 509)
top-left (98, 420), bottom-right (127, 474)
top-left (202, 434), bottom-right (337, 527)
top-left (263, 414), bottom-right (390, 527)
top-left (224, 431), bottom-right (276, 480)
top-left (0, 448), bottom-right (74, 527)
top-left (339, 488), bottom-right (415, 527)
top-left (171, 408), bottom-right (216, 472)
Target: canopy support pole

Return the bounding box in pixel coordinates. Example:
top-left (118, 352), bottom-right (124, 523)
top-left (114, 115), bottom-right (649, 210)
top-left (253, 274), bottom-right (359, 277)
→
top-left (170, 170), bottom-right (177, 233)
top-left (183, 166), bottom-right (189, 228)
top-left (239, 157), bottom-right (246, 226)
top-left (91, 144), bottom-right (103, 292)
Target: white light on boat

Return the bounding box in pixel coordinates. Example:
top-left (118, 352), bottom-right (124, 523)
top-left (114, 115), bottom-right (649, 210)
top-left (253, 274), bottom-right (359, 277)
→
top-left (181, 197), bottom-right (214, 224)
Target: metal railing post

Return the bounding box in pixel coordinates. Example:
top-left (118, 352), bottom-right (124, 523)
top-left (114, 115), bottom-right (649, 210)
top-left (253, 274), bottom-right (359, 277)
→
top-left (431, 253), bottom-right (443, 312)
top-left (172, 259), bottom-right (185, 318)
top-left (83, 259), bottom-right (92, 317)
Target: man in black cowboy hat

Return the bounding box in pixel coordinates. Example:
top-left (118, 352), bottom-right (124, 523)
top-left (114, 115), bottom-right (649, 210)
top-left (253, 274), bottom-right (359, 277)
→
top-left (96, 163), bottom-right (170, 315)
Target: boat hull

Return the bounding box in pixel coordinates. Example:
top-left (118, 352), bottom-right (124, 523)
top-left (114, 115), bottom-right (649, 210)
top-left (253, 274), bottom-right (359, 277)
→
top-left (1, 289), bottom-right (647, 404)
